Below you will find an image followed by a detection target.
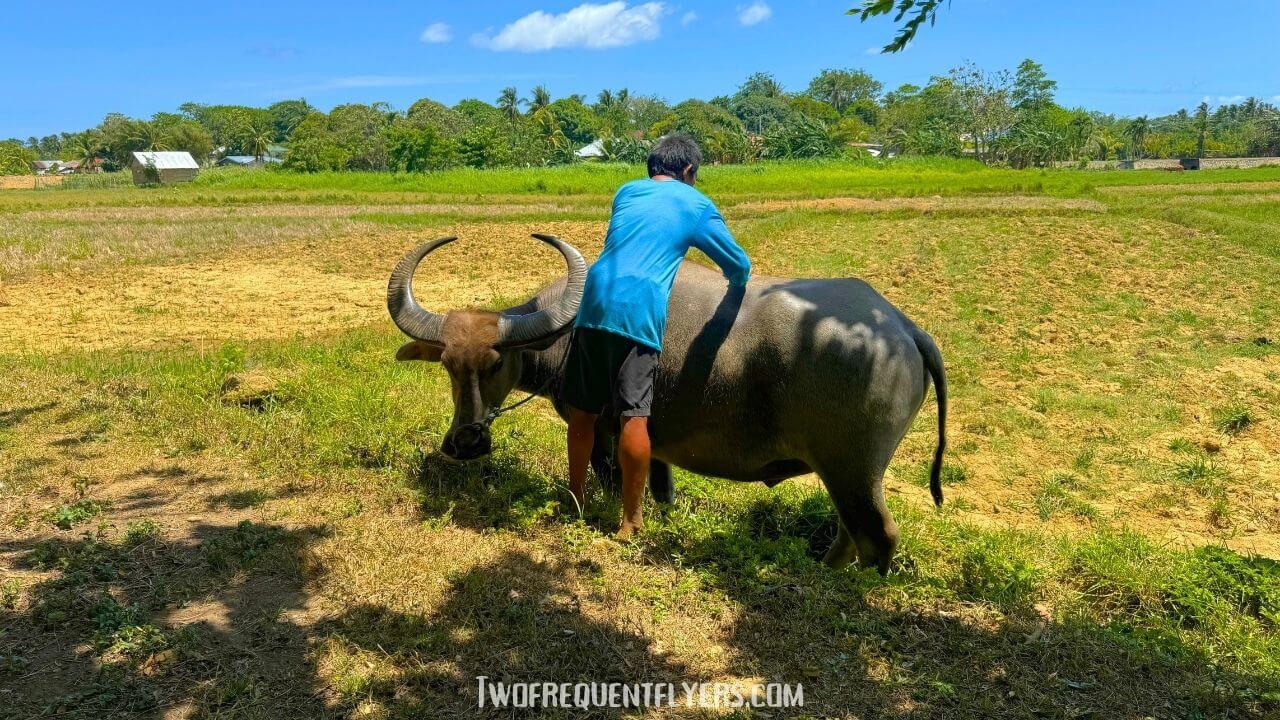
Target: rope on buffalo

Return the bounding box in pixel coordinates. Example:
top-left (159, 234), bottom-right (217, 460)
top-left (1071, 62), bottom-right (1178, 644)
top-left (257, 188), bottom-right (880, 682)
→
top-left (481, 328), bottom-right (575, 427)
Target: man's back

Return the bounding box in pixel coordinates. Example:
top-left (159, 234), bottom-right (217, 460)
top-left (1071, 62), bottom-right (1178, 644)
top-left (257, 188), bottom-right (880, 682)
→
top-left (575, 178), bottom-right (750, 351)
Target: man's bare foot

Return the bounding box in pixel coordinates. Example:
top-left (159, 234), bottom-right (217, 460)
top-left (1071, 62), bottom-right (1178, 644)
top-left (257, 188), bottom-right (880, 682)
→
top-left (615, 520), bottom-right (643, 540)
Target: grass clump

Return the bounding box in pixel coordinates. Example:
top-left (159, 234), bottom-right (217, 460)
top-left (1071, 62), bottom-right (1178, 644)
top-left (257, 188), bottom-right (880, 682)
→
top-left (124, 519), bottom-right (161, 543)
top-left (1033, 472), bottom-right (1097, 520)
top-left (203, 521), bottom-right (283, 571)
top-left (47, 498), bottom-right (107, 530)
top-left (1213, 403), bottom-right (1254, 435)
top-left (952, 532), bottom-right (1042, 607)
top-left (1172, 454), bottom-right (1230, 498)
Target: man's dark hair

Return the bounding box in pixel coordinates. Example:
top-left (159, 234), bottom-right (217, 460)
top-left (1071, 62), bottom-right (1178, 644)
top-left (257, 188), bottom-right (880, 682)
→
top-left (647, 134), bottom-right (702, 182)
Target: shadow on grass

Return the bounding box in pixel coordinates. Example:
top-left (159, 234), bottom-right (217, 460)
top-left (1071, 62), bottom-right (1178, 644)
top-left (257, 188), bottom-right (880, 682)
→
top-left (0, 522), bottom-right (333, 719)
top-left (0, 402), bottom-right (58, 431)
top-left (318, 550), bottom-right (694, 718)
top-left (407, 447), bottom-right (1279, 718)
top-left (411, 451), bottom-right (581, 532)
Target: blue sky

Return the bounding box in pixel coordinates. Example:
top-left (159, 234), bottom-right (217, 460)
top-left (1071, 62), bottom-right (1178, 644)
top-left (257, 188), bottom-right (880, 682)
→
top-left (2, 0), bottom-right (1276, 139)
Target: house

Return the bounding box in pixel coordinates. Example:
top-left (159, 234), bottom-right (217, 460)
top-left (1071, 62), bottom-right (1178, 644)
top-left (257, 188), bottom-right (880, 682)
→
top-left (849, 143), bottom-right (889, 158)
top-left (216, 155), bottom-right (282, 168)
top-left (129, 151), bottom-right (199, 185)
top-left (53, 159), bottom-right (105, 174)
top-left (32, 160), bottom-right (66, 175)
top-left (575, 139), bottom-right (606, 159)
top-left (212, 144), bottom-right (287, 162)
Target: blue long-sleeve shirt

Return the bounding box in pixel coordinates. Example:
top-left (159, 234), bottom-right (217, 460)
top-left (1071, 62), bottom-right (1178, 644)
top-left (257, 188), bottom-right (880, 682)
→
top-left (575, 178), bottom-right (751, 351)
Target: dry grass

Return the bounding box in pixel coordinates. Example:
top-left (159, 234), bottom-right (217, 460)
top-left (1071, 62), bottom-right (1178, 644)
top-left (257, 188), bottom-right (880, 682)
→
top-left (0, 174), bottom-right (63, 190)
top-left (1, 165), bottom-right (1277, 718)
top-left (733, 195), bottom-right (1106, 214)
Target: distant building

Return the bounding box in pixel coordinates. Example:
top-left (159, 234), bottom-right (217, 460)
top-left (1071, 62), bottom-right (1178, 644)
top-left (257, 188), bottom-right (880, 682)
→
top-left (129, 151), bottom-right (199, 185)
top-left (849, 143), bottom-right (890, 158)
top-left (32, 160), bottom-right (74, 175)
top-left (57, 159), bottom-right (105, 174)
top-left (216, 155), bottom-right (282, 168)
top-left (575, 139), bottom-right (606, 159)
top-left (212, 144), bottom-right (287, 162)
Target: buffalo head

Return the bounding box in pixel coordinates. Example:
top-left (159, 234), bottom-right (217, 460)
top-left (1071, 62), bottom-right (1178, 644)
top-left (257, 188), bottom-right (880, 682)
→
top-left (387, 234), bottom-right (585, 461)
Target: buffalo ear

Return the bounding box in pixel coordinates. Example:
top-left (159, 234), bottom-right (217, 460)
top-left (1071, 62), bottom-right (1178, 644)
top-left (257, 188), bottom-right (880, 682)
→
top-left (396, 341), bottom-right (443, 362)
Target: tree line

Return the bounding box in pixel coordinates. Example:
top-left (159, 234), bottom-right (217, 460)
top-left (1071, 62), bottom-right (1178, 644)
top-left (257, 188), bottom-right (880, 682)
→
top-left (3, 60), bottom-right (1279, 175)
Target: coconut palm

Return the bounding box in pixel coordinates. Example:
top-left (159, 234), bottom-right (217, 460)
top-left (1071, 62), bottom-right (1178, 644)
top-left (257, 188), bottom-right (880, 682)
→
top-left (132, 122), bottom-right (170, 152)
top-left (1124, 116), bottom-right (1150, 159)
top-left (530, 107), bottom-right (569, 162)
top-left (1195, 101), bottom-right (1210, 158)
top-left (497, 87), bottom-right (522, 124)
top-left (243, 125), bottom-right (274, 161)
top-left (65, 132), bottom-right (102, 172)
top-left (529, 85), bottom-right (552, 113)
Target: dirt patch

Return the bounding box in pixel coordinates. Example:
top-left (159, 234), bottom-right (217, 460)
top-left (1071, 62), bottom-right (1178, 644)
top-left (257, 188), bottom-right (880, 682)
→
top-left (0, 220), bottom-right (607, 352)
top-left (733, 195), bottom-right (1106, 214)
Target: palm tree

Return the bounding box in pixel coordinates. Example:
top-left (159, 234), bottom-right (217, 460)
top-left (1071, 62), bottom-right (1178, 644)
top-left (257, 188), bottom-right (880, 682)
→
top-left (132, 122), bottom-right (170, 152)
top-left (531, 107), bottom-right (569, 161)
top-left (1195, 101), bottom-right (1210, 158)
top-left (1124, 116), bottom-right (1150, 159)
top-left (529, 85), bottom-right (552, 113)
top-left (239, 122), bottom-right (274, 162)
top-left (65, 132), bottom-right (101, 172)
top-left (497, 87), bottom-right (522, 124)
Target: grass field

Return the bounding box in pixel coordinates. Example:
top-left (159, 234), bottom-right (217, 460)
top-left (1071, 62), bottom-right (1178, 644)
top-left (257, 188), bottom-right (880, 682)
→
top-left (1, 160), bottom-right (1278, 719)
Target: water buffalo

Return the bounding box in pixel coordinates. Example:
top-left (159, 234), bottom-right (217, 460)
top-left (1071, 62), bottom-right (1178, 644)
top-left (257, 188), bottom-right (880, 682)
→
top-left (389, 234), bottom-right (947, 573)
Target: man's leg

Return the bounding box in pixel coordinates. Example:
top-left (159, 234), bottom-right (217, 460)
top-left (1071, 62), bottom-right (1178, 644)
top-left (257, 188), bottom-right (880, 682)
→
top-left (566, 406), bottom-right (598, 509)
top-left (616, 415), bottom-right (650, 538)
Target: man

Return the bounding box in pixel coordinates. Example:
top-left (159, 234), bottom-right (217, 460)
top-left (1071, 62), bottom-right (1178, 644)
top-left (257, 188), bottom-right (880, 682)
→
top-left (563, 134), bottom-right (752, 537)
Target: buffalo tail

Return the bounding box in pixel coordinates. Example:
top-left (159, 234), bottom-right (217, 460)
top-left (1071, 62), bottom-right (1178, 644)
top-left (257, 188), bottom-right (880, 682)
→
top-left (913, 328), bottom-right (948, 507)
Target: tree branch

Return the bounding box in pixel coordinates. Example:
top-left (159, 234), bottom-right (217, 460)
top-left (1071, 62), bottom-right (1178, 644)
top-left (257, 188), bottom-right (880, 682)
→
top-left (851, 0), bottom-right (949, 53)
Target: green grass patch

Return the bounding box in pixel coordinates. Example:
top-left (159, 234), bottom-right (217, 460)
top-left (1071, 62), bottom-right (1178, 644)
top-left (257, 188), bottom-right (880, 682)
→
top-left (1214, 403), bottom-right (1255, 435)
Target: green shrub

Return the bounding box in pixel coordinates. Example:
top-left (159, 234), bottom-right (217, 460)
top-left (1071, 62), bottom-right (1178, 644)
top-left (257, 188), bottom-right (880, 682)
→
top-left (203, 521), bottom-right (283, 571)
top-left (48, 498), bottom-right (106, 530)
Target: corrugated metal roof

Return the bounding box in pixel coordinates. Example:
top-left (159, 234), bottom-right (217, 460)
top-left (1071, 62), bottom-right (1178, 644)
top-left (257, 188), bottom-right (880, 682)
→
top-left (575, 139), bottom-right (605, 158)
top-left (131, 151), bottom-right (199, 169)
top-left (218, 155), bottom-right (282, 165)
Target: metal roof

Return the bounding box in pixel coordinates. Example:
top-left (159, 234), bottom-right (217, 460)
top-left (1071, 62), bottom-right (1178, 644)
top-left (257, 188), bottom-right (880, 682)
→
top-left (575, 139), bottom-right (605, 158)
top-left (131, 151), bottom-right (199, 169)
top-left (218, 155), bottom-right (282, 165)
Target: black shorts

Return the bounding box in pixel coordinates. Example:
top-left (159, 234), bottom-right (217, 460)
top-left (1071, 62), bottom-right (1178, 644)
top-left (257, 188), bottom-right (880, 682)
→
top-left (562, 327), bottom-right (659, 417)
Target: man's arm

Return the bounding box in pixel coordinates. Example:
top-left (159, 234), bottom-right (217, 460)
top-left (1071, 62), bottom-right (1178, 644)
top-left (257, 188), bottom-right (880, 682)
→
top-left (692, 206), bottom-right (751, 287)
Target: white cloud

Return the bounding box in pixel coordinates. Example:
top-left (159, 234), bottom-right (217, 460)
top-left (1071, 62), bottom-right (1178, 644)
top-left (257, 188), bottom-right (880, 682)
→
top-left (477, 2), bottom-right (667, 52)
top-left (420, 22), bottom-right (452, 43)
top-left (681, 10), bottom-right (698, 26)
top-left (737, 1), bottom-right (771, 26)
